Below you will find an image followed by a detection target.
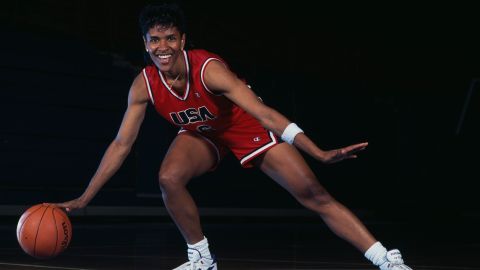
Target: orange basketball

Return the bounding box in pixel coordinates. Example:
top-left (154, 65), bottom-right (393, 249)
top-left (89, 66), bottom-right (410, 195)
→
top-left (16, 203), bottom-right (72, 259)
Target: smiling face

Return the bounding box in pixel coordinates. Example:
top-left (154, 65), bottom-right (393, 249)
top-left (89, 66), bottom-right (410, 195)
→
top-left (144, 24), bottom-right (186, 73)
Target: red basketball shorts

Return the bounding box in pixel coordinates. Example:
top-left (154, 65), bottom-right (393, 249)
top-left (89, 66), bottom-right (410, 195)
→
top-left (179, 115), bottom-right (280, 168)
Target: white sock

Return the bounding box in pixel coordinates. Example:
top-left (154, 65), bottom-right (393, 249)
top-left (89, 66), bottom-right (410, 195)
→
top-left (187, 237), bottom-right (212, 260)
top-left (364, 241), bottom-right (388, 266)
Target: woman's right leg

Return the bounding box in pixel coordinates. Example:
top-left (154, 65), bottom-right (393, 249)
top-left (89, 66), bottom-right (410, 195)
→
top-left (158, 131), bottom-right (218, 244)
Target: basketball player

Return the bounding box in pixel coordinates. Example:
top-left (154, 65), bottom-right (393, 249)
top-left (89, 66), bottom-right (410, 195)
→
top-left (55, 3), bottom-right (413, 270)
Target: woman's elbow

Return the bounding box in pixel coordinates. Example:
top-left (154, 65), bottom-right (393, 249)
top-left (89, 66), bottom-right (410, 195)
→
top-left (112, 137), bottom-right (134, 153)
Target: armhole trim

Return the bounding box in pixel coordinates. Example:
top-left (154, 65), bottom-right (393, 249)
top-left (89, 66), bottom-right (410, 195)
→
top-left (142, 69), bottom-right (155, 104)
top-left (200, 58), bottom-right (226, 96)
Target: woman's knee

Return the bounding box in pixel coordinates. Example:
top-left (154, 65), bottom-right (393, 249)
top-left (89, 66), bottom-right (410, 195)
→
top-left (158, 169), bottom-right (189, 192)
top-left (296, 184), bottom-right (335, 211)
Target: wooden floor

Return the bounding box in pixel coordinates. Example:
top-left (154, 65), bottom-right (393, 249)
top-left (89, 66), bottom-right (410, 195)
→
top-left (1, 216), bottom-right (479, 269)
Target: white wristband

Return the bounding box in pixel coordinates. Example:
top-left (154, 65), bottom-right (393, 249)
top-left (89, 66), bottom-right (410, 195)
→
top-left (281, 123), bottom-right (304, 145)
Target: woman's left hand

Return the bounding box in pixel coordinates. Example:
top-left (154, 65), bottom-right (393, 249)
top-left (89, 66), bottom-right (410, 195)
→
top-left (321, 142), bottom-right (368, 164)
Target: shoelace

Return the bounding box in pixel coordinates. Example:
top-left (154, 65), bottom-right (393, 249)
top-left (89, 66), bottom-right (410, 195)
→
top-left (187, 248), bottom-right (202, 270)
top-left (187, 259), bottom-right (202, 270)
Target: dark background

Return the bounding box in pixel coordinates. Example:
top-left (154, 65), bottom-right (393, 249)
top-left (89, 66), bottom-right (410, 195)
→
top-left (1, 1), bottom-right (479, 221)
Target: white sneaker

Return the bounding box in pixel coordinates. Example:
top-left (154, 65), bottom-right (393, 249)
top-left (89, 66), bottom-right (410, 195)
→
top-left (173, 250), bottom-right (217, 270)
top-left (379, 249), bottom-right (412, 270)
top-left (173, 257), bottom-right (217, 270)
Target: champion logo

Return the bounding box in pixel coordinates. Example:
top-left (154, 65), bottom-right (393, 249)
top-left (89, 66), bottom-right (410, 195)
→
top-left (195, 92), bottom-right (201, 98)
top-left (253, 137), bottom-right (261, 142)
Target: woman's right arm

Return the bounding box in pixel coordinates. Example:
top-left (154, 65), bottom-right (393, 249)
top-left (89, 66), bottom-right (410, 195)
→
top-left (55, 74), bottom-right (150, 211)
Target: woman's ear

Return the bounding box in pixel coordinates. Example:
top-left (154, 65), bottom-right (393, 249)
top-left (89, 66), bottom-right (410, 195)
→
top-left (143, 36), bottom-right (148, 52)
top-left (181, 34), bottom-right (186, 50)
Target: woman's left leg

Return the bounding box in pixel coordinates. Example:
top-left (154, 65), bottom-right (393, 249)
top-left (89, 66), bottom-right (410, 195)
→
top-left (254, 142), bottom-right (377, 252)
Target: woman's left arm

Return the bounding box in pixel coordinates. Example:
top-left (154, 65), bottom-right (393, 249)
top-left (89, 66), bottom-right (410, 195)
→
top-left (203, 61), bottom-right (367, 163)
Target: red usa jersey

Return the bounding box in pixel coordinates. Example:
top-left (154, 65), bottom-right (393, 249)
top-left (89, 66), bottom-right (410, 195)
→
top-left (141, 49), bottom-right (249, 134)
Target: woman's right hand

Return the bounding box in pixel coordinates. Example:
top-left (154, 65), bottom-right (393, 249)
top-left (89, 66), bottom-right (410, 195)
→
top-left (53, 197), bottom-right (87, 212)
